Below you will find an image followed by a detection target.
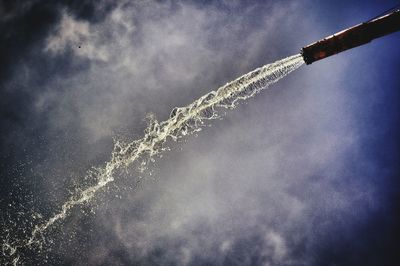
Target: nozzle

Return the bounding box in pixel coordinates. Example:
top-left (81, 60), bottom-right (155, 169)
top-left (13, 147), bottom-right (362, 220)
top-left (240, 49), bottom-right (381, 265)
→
top-left (302, 9), bottom-right (400, 64)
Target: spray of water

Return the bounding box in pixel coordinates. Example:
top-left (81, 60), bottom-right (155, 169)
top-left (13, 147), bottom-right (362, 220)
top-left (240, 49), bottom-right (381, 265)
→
top-left (2, 54), bottom-right (304, 264)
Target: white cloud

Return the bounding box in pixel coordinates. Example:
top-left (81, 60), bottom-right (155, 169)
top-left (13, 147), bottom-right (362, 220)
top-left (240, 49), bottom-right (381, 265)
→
top-left (45, 11), bottom-right (109, 61)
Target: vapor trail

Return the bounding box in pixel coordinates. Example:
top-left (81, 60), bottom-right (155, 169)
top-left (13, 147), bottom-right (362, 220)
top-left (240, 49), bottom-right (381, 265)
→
top-left (3, 54), bottom-right (304, 264)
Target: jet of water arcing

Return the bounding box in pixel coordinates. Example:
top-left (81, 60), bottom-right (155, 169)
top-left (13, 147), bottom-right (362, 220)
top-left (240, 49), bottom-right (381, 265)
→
top-left (3, 54), bottom-right (304, 264)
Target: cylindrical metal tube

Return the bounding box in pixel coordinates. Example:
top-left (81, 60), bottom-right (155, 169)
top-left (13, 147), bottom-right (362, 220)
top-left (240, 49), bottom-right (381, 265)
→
top-left (301, 9), bottom-right (400, 64)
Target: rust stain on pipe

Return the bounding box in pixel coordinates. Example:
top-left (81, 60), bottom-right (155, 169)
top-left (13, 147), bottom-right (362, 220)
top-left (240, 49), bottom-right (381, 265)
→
top-left (302, 9), bottom-right (400, 64)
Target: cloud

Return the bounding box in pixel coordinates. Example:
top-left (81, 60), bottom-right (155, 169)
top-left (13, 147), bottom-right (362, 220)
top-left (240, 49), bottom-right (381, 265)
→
top-left (1, 0), bottom-right (396, 265)
top-left (45, 11), bottom-right (109, 61)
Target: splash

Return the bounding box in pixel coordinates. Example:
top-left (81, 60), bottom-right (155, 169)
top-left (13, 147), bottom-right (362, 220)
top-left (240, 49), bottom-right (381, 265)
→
top-left (2, 54), bottom-right (304, 264)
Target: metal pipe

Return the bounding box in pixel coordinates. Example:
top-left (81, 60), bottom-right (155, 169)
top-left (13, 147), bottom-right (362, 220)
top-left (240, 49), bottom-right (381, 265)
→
top-left (301, 9), bottom-right (400, 64)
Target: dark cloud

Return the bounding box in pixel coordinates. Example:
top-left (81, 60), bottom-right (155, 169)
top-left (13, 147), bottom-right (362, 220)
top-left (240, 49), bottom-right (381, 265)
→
top-left (0, 0), bottom-right (115, 204)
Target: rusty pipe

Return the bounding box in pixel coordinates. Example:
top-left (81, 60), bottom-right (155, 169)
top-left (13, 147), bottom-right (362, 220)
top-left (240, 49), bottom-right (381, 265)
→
top-left (301, 9), bottom-right (400, 64)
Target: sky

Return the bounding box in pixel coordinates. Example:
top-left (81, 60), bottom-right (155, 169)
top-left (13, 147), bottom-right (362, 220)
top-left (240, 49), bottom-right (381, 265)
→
top-left (0, 0), bottom-right (399, 265)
